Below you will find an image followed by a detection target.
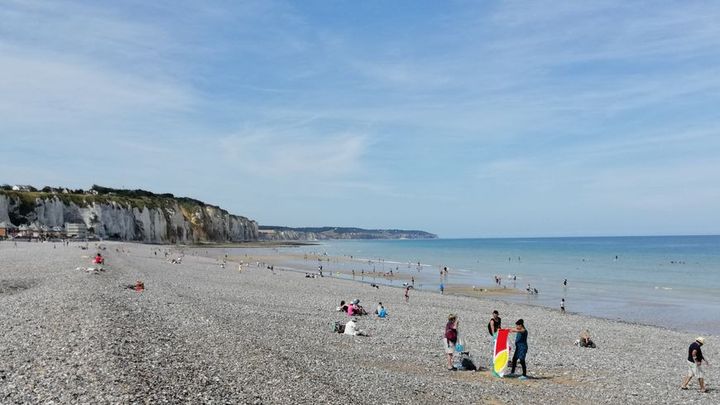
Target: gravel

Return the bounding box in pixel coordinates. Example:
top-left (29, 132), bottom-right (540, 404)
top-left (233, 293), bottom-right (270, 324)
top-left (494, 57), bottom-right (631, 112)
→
top-left (0, 241), bottom-right (717, 404)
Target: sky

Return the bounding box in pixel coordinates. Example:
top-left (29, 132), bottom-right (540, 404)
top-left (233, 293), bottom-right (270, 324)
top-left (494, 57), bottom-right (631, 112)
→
top-left (1, 0), bottom-right (719, 238)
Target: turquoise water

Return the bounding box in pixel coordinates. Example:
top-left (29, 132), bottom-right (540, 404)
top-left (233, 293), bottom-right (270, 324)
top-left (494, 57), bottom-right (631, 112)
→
top-left (268, 236), bottom-right (720, 334)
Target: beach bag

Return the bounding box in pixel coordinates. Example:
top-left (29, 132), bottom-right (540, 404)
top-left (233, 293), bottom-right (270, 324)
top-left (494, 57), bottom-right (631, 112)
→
top-left (455, 337), bottom-right (468, 353)
top-left (461, 355), bottom-right (477, 371)
top-left (332, 321), bottom-right (345, 334)
top-left (453, 352), bottom-right (477, 371)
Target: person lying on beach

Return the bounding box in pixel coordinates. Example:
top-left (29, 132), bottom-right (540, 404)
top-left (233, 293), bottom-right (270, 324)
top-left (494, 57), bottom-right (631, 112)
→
top-left (370, 283), bottom-right (380, 289)
top-left (79, 266), bottom-right (104, 274)
top-left (124, 280), bottom-right (145, 292)
top-left (343, 319), bottom-right (368, 336)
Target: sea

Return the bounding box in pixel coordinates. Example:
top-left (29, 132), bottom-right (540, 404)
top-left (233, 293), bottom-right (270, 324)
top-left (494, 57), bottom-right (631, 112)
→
top-left (253, 236), bottom-right (720, 335)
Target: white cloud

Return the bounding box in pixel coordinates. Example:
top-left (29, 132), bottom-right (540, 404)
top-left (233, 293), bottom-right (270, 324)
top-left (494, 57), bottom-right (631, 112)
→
top-left (0, 0), bottom-right (194, 131)
top-left (219, 132), bottom-right (368, 178)
top-left (0, 46), bottom-right (192, 125)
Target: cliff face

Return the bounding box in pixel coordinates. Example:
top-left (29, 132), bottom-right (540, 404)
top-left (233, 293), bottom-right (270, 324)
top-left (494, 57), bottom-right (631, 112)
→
top-left (0, 192), bottom-right (257, 243)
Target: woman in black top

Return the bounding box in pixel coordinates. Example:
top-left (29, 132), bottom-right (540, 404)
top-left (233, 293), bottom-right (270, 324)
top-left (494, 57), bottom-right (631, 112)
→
top-left (488, 310), bottom-right (501, 336)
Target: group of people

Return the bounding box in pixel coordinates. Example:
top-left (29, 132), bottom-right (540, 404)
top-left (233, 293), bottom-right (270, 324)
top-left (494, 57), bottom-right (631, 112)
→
top-left (444, 311), bottom-right (529, 378)
top-left (333, 299), bottom-right (391, 337)
top-left (443, 310), bottom-right (599, 379)
top-left (337, 299), bottom-right (390, 319)
top-left (337, 299), bottom-right (368, 316)
top-left (327, 271), bottom-right (711, 392)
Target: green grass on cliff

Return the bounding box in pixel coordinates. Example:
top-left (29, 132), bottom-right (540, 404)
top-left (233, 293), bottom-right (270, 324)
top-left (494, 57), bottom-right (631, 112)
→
top-left (0, 190), bottom-right (211, 212)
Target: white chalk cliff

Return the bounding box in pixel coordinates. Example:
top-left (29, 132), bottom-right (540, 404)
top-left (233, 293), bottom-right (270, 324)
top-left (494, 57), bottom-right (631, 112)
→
top-left (0, 192), bottom-right (257, 243)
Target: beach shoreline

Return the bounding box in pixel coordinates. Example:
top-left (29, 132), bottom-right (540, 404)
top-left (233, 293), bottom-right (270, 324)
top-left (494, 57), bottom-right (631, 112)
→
top-left (192, 244), bottom-right (715, 336)
top-left (0, 241), bottom-right (717, 403)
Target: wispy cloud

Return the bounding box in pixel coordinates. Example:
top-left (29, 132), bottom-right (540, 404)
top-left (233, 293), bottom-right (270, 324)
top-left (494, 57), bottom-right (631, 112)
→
top-left (0, 47), bottom-right (192, 125)
top-left (0, 0), bottom-right (194, 132)
top-left (2, 0), bottom-right (719, 236)
top-left (219, 132), bottom-right (368, 178)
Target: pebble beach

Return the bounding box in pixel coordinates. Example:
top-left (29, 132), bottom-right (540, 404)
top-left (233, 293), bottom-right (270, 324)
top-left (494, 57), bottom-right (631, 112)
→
top-left (0, 241), bottom-right (717, 404)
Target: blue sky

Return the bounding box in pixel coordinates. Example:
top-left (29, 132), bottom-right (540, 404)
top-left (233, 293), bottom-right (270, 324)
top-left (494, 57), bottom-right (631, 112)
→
top-left (2, 0), bottom-right (719, 237)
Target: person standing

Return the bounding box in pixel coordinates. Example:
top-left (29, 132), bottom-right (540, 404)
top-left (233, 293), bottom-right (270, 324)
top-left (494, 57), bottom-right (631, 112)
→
top-left (404, 286), bottom-right (411, 302)
top-left (444, 314), bottom-right (459, 370)
top-left (560, 298), bottom-right (566, 313)
top-left (509, 319), bottom-right (529, 380)
top-left (488, 310), bottom-right (502, 336)
top-left (681, 337), bottom-right (708, 392)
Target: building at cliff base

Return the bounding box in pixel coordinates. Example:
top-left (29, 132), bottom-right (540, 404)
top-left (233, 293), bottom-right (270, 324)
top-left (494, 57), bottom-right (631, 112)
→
top-left (65, 223), bottom-right (88, 239)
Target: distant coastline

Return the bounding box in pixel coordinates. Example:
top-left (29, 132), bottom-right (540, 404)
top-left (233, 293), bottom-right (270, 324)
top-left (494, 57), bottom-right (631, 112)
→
top-left (257, 225), bottom-right (437, 241)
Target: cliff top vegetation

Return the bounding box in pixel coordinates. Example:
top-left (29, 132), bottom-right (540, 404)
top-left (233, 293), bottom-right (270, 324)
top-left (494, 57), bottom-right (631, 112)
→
top-left (0, 184), bottom-right (221, 212)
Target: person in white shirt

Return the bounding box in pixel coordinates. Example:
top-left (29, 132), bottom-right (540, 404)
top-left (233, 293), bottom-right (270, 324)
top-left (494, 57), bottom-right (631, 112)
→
top-left (344, 319), bottom-right (368, 336)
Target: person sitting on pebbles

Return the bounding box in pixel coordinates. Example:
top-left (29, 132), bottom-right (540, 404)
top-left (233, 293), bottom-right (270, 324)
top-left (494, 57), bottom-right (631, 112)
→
top-left (375, 302), bottom-right (387, 318)
top-left (343, 318), bottom-right (368, 336)
top-left (337, 300), bottom-right (349, 312)
top-left (347, 299), bottom-right (367, 316)
top-left (576, 329), bottom-right (596, 348)
top-left (93, 253), bottom-right (104, 265)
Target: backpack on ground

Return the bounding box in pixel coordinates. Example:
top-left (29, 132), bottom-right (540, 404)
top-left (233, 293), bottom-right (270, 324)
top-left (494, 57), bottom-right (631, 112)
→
top-left (332, 321), bottom-right (346, 334)
top-left (453, 352), bottom-right (477, 371)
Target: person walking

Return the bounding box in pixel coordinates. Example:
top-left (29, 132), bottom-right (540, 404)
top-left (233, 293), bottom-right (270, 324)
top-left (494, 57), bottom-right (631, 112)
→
top-left (509, 319), bottom-right (529, 380)
top-left (681, 337), bottom-right (709, 392)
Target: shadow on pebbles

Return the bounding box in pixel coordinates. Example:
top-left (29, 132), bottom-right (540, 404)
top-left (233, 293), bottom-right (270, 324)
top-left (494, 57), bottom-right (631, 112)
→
top-left (0, 279), bottom-right (39, 295)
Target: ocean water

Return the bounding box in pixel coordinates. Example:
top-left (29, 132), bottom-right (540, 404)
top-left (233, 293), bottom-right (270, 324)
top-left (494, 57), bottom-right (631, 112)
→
top-left (270, 236), bottom-right (720, 335)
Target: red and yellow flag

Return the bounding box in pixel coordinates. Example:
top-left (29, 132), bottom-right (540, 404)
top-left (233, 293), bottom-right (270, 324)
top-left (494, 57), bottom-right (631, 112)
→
top-left (493, 328), bottom-right (510, 377)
